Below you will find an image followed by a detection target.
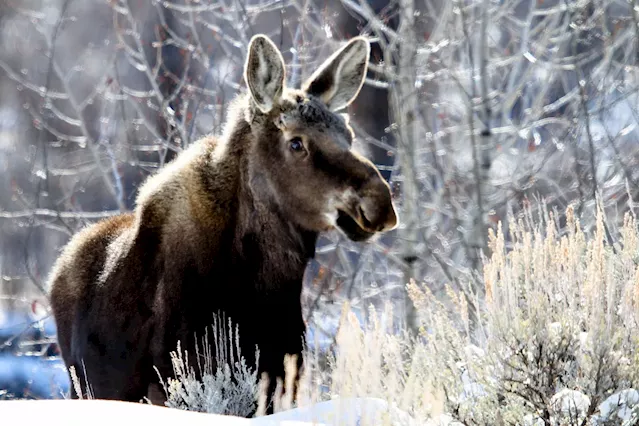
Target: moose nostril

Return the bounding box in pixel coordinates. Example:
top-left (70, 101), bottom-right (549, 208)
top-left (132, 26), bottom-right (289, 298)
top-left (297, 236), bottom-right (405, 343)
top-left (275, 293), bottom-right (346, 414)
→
top-left (359, 203), bottom-right (391, 232)
top-left (358, 206), bottom-right (373, 230)
top-left (357, 177), bottom-right (398, 232)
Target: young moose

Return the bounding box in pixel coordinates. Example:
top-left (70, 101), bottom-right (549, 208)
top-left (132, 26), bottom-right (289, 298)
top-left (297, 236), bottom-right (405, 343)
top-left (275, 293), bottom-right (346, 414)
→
top-left (48, 34), bottom-right (398, 412)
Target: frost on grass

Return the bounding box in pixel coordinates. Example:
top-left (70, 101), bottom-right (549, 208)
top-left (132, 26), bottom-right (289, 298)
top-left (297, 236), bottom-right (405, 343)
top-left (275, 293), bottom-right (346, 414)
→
top-left (292, 205), bottom-right (638, 426)
top-left (156, 314), bottom-right (259, 417)
top-left (402, 205), bottom-right (639, 425)
top-left (293, 302), bottom-right (448, 425)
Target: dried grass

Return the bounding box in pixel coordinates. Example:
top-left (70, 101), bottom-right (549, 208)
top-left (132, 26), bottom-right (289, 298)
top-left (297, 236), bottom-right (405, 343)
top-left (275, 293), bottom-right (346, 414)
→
top-left (285, 205), bottom-right (638, 425)
top-left (156, 313), bottom-right (259, 417)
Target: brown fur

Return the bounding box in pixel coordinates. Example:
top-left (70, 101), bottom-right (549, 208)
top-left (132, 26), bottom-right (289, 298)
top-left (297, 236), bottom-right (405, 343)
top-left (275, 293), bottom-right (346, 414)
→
top-left (47, 35), bottom-right (397, 414)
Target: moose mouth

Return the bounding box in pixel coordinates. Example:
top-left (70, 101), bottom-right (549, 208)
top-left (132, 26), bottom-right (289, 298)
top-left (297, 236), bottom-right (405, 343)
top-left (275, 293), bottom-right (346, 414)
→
top-left (336, 209), bottom-right (375, 242)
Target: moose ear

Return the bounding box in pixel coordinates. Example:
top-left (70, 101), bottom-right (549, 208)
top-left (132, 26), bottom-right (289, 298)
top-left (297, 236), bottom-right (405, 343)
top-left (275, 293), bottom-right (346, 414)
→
top-left (301, 37), bottom-right (370, 111)
top-left (244, 34), bottom-right (286, 113)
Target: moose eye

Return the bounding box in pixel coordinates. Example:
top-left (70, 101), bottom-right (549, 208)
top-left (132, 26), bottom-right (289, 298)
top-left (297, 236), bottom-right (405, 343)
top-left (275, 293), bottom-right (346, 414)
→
top-left (289, 137), bottom-right (304, 153)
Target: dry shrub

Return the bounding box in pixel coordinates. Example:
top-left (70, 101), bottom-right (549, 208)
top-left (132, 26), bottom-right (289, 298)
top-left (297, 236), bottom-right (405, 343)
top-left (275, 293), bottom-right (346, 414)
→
top-left (156, 314), bottom-right (259, 417)
top-left (292, 302), bottom-right (445, 425)
top-left (289, 205), bottom-right (638, 426)
top-left (402, 205), bottom-right (639, 425)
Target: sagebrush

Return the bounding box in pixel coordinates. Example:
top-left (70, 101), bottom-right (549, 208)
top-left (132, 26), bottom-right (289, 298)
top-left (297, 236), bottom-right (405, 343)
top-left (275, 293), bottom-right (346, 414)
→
top-left (155, 314), bottom-right (260, 417)
top-left (290, 205), bottom-right (639, 425)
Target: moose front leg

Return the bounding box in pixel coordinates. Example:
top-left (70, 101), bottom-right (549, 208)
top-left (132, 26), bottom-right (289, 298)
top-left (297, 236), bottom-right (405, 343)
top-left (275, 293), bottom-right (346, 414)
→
top-left (258, 347), bottom-right (304, 415)
top-left (253, 310), bottom-right (306, 415)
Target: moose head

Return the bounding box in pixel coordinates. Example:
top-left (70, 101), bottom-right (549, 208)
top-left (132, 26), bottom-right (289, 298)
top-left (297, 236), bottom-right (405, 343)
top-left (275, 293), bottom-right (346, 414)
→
top-left (242, 34), bottom-right (398, 242)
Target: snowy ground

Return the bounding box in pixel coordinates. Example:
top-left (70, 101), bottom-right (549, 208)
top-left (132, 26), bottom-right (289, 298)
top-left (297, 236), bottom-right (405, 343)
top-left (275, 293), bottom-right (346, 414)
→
top-left (0, 397), bottom-right (414, 426)
top-left (1, 390), bottom-right (637, 425)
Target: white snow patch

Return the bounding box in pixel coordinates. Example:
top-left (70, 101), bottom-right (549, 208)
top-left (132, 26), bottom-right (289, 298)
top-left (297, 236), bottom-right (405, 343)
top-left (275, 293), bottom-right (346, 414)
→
top-left (597, 389), bottom-right (639, 423)
top-left (0, 397), bottom-right (421, 426)
top-left (549, 389), bottom-right (590, 423)
top-left (521, 413), bottom-right (544, 426)
top-left (0, 399), bottom-right (249, 426)
top-left (258, 398), bottom-right (417, 425)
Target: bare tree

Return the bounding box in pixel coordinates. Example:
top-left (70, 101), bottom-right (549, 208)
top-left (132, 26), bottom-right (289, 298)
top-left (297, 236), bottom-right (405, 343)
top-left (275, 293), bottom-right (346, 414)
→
top-left (322, 0), bottom-right (639, 334)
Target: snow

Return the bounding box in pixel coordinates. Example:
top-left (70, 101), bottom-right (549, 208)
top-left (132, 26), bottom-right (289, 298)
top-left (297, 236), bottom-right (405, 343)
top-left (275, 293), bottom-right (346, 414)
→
top-left (596, 389), bottom-right (639, 423)
top-left (3, 391), bottom-right (637, 425)
top-left (521, 413), bottom-right (544, 426)
top-left (549, 389), bottom-right (590, 423)
top-left (0, 397), bottom-right (418, 426)
top-left (1, 399), bottom-right (249, 426)
top-left (255, 398), bottom-right (418, 426)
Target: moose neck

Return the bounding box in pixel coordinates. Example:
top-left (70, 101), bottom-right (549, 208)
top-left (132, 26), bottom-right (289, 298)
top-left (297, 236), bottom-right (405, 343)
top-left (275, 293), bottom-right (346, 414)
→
top-left (225, 97), bottom-right (318, 291)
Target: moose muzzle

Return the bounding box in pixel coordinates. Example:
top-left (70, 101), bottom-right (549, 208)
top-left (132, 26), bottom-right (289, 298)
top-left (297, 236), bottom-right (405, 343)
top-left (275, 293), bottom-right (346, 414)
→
top-left (336, 174), bottom-right (398, 242)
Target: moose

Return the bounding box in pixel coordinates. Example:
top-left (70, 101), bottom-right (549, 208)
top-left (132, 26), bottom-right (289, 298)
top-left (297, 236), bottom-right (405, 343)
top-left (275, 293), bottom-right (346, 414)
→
top-left (47, 34), bottom-right (398, 414)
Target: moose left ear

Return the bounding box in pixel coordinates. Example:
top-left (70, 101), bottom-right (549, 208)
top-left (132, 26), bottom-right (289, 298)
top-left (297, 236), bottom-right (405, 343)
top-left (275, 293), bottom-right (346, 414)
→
top-left (301, 37), bottom-right (370, 111)
top-left (244, 34), bottom-right (286, 114)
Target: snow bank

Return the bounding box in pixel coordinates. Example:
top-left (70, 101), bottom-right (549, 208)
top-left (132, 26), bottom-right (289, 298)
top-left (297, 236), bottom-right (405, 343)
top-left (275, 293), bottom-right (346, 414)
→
top-left (597, 389), bottom-right (639, 424)
top-left (1, 399), bottom-right (252, 426)
top-left (0, 397), bottom-right (417, 426)
top-left (254, 397), bottom-right (417, 425)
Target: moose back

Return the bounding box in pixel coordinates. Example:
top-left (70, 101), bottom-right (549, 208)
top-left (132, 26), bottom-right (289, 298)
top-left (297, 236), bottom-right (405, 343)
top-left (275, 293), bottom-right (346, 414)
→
top-left (48, 34), bottom-right (398, 413)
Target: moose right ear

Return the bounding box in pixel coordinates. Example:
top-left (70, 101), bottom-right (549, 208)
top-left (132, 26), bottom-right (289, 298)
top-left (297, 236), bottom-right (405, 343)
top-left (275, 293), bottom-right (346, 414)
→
top-left (244, 35), bottom-right (286, 114)
top-left (301, 37), bottom-right (370, 112)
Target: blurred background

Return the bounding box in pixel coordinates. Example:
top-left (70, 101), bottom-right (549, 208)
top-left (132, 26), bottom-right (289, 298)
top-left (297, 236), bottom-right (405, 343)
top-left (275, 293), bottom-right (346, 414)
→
top-left (0, 0), bottom-right (637, 399)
